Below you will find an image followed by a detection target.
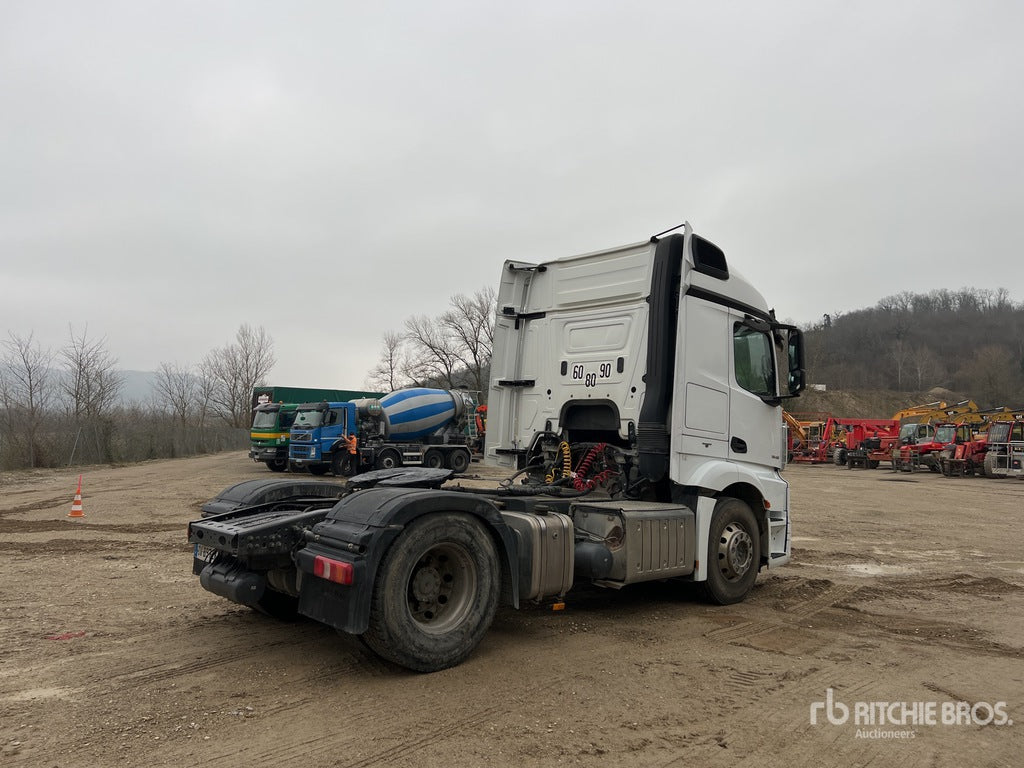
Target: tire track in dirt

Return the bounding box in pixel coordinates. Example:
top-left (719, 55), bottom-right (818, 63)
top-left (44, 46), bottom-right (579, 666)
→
top-left (0, 539), bottom-right (187, 555)
top-left (0, 495), bottom-right (74, 517)
top-left (1, 520), bottom-right (183, 534)
top-left (194, 673), bottom-right (569, 768)
top-left (704, 576), bottom-right (1023, 664)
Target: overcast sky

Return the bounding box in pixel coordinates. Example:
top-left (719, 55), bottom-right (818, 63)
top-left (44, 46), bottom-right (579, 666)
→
top-left (2, 1), bottom-right (1021, 389)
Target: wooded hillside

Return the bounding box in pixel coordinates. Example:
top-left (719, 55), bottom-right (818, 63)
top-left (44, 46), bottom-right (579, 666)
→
top-left (802, 287), bottom-right (1024, 409)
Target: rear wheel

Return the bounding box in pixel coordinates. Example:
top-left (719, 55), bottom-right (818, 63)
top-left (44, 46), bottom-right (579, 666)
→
top-left (375, 448), bottom-right (402, 470)
top-left (423, 449), bottom-right (444, 469)
top-left (265, 458), bottom-right (287, 472)
top-left (362, 513), bottom-right (500, 672)
top-left (446, 449), bottom-right (471, 474)
top-left (702, 498), bottom-right (760, 605)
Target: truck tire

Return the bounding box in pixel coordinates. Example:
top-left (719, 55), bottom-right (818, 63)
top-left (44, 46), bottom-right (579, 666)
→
top-left (265, 458), bottom-right (288, 472)
top-left (701, 497), bottom-right (760, 606)
top-left (309, 464), bottom-right (330, 476)
top-left (983, 451), bottom-right (998, 478)
top-left (331, 452), bottom-right (355, 477)
top-left (423, 449), bottom-right (444, 469)
top-left (375, 448), bottom-right (402, 470)
top-left (833, 448), bottom-right (847, 466)
top-left (362, 513), bottom-right (500, 672)
top-left (446, 448), bottom-right (470, 474)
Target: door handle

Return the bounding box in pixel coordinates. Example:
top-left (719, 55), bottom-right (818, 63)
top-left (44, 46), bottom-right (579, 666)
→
top-left (731, 437), bottom-right (747, 454)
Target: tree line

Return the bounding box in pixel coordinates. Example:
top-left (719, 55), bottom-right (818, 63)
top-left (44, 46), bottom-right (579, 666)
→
top-left (804, 287), bottom-right (1024, 407)
top-left (6, 283), bottom-right (1018, 472)
top-left (0, 324), bottom-right (274, 471)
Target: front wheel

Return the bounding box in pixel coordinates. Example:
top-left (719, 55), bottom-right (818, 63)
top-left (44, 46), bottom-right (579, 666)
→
top-left (701, 497), bottom-right (761, 605)
top-left (332, 452), bottom-right (355, 477)
top-left (361, 513), bottom-right (500, 672)
top-left (265, 458), bottom-right (288, 472)
top-left (308, 464), bottom-right (330, 476)
top-left (983, 451), bottom-right (998, 478)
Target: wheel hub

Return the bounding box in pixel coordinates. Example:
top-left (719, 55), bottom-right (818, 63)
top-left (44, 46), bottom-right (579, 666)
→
top-left (718, 522), bottom-right (753, 581)
top-left (412, 565), bottom-right (442, 602)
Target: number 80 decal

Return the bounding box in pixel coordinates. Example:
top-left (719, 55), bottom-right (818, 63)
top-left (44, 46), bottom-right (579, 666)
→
top-left (570, 362), bottom-right (613, 388)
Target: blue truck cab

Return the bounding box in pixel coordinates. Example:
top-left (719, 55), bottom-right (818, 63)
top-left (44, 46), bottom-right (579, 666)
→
top-left (288, 401), bottom-right (364, 476)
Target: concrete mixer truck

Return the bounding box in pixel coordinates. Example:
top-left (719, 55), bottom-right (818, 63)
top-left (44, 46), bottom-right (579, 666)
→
top-left (287, 388), bottom-right (476, 476)
top-left (189, 223), bottom-right (806, 673)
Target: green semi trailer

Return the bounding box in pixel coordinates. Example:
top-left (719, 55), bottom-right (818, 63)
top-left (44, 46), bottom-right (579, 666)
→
top-left (249, 386), bottom-right (383, 472)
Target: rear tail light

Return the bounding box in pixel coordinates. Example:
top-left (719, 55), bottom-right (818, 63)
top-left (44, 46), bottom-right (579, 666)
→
top-left (313, 555), bottom-right (354, 585)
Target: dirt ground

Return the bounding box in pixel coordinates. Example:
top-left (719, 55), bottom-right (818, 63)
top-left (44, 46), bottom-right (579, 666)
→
top-left (0, 453), bottom-right (1021, 767)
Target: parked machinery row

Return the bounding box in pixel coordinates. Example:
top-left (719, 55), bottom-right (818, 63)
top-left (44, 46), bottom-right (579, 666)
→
top-left (784, 401), bottom-right (1024, 478)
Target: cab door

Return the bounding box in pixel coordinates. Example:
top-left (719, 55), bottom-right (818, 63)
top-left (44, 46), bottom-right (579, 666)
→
top-left (728, 314), bottom-right (785, 469)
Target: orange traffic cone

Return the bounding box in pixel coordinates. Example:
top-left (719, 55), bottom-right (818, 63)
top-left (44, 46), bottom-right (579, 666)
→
top-left (68, 475), bottom-right (85, 518)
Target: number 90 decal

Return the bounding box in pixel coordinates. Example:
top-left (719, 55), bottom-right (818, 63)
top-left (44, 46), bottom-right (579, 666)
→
top-left (570, 362), bottom-right (613, 388)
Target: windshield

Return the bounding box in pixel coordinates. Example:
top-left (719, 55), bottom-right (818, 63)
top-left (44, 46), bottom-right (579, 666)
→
top-left (899, 424), bottom-right (919, 442)
top-left (293, 408), bottom-right (324, 429)
top-left (252, 410), bottom-right (279, 430)
top-left (989, 423), bottom-right (1011, 442)
top-left (934, 426), bottom-right (956, 443)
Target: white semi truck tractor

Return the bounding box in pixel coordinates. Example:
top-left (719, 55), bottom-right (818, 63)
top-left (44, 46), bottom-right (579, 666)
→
top-left (189, 223), bottom-right (805, 672)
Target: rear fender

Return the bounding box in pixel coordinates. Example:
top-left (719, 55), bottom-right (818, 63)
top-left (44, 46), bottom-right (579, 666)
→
top-left (297, 488), bottom-right (520, 635)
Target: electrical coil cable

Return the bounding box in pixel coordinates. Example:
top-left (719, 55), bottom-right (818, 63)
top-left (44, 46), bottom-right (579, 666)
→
top-left (571, 442), bottom-right (620, 492)
top-left (545, 441), bottom-right (572, 483)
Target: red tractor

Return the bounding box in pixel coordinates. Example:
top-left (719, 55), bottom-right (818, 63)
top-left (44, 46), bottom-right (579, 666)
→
top-left (936, 411), bottom-right (1024, 477)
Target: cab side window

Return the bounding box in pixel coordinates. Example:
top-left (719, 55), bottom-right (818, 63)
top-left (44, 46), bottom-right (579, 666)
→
top-left (733, 324), bottom-right (775, 397)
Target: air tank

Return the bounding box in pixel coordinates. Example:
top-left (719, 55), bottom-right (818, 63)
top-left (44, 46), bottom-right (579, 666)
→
top-left (379, 388), bottom-right (473, 440)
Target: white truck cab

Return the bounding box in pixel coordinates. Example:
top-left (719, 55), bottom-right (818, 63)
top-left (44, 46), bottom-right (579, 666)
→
top-left (488, 223), bottom-right (805, 584)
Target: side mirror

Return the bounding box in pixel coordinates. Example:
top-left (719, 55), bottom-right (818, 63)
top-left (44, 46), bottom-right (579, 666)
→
top-left (784, 327), bottom-right (806, 397)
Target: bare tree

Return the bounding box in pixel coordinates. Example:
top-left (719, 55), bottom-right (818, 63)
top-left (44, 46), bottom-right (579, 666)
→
top-left (61, 326), bottom-right (123, 463)
top-left (1, 332), bottom-right (56, 467)
top-left (441, 287), bottom-right (496, 393)
top-left (366, 331), bottom-right (411, 393)
top-left (195, 369), bottom-right (219, 451)
top-left (152, 361), bottom-right (196, 456)
top-left (154, 362), bottom-right (195, 425)
top-left (910, 346), bottom-right (942, 391)
top-left (202, 324), bottom-right (276, 428)
top-left (404, 314), bottom-right (462, 388)
top-left (888, 337), bottom-right (910, 390)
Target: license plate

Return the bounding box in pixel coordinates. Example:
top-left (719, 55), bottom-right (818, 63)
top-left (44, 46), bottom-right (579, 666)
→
top-left (194, 544), bottom-right (216, 561)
